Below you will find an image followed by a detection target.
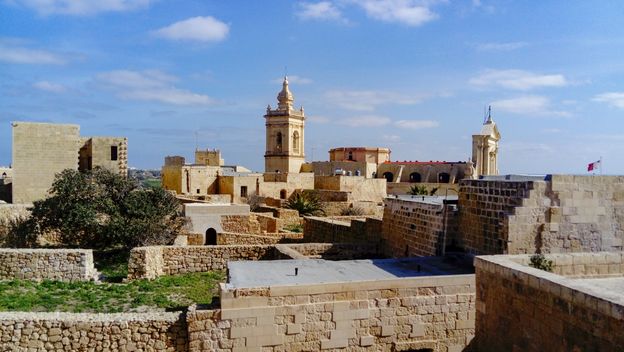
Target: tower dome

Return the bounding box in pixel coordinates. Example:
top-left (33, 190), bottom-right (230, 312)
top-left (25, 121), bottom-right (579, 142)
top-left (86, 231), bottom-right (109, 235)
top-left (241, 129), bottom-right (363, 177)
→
top-left (277, 76), bottom-right (294, 110)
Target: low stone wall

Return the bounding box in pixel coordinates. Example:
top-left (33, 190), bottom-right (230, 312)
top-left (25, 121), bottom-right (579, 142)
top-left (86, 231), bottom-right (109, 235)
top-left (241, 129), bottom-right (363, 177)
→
top-left (475, 253), bottom-right (624, 351)
top-left (187, 274), bottom-right (476, 351)
top-left (0, 311), bottom-right (186, 351)
top-left (0, 248), bottom-right (97, 282)
top-left (282, 243), bottom-right (380, 259)
top-left (127, 245), bottom-right (277, 280)
top-left (217, 232), bottom-right (303, 245)
top-left (303, 216), bottom-right (383, 244)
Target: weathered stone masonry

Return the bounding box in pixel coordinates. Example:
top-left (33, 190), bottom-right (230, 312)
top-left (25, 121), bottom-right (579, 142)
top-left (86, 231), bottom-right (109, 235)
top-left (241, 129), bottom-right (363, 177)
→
top-left (0, 248), bottom-right (97, 282)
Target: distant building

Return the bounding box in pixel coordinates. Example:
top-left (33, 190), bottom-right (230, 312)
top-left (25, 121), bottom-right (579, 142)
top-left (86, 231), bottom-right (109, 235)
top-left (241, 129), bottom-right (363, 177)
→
top-left (472, 108), bottom-right (500, 176)
top-left (11, 122), bottom-right (127, 204)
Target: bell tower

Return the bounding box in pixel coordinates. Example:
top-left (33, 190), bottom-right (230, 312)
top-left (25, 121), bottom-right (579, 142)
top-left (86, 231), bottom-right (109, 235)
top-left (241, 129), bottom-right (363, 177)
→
top-left (264, 77), bottom-right (305, 173)
top-left (472, 106), bottom-right (501, 176)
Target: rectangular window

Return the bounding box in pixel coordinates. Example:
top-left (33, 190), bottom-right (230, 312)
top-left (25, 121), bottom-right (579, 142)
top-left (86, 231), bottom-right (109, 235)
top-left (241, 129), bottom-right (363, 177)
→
top-left (110, 146), bottom-right (118, 161)
top-left (240, 186), bottom-right (248, 198)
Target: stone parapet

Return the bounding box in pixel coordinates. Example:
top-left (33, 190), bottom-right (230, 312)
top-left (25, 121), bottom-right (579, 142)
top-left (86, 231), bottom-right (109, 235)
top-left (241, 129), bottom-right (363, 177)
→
top-left (0, 248), bottom-right (97, 282)
top-left (303, 216), bottom-right (382, 244)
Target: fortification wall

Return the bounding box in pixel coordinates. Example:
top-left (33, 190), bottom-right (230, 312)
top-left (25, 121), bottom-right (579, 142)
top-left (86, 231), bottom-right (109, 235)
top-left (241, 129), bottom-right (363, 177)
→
top-left (216, 232), bottom-right (303, 245)
top-left (382, 198), bottom-right (459, 257)
top-left (303, 216), bottom-right (382, 244)
top-left (475, 253), bottom-right (624, 351)
top-left (0, 311), bottom-right (186, 352)
top-left (0, 249), bottom-right (97, 281)
top-left (459, 175), bottom-right (624, 255)
top-left (187, 274), bottom-right (476, 351)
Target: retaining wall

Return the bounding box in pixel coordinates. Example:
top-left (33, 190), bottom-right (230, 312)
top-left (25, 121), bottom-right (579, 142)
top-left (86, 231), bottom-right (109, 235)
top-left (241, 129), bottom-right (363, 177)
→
top-left (303, 216), bottom-right (382, 244)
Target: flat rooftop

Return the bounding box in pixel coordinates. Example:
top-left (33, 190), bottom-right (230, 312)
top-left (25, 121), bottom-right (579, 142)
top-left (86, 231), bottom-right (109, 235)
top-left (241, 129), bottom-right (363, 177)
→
top-left (570, 277), bottom-right (624, 302)
top-left (227, 257), bottom-right (474, 289)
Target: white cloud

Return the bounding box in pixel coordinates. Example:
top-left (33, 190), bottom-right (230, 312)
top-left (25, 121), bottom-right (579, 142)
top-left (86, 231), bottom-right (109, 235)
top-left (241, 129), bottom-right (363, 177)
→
top-left (353, 0), bottom-right (439, 26)
top-left (154, 16), bottom-right (229, 43)
top-left (475, 42), bottom-right (527, 51)
top-left (593, 92), bottom-right (624, 109)
top-left (491, 96), bottom-right (570, 117)
top-left (339, 115), bottom-right (391, 127)
top-left (11, 0), bottom-right (153, 15)
top-left (0, 44), bottom-right (65, 64)
top-left (297, 1), bottom-right (345, 22)
top-left (394, 119), bottom-right (439, 129)
top-left (271, 75), bottom-right (312, 85)
top-left (325, 90), bottom-right (426, 111)
top-left (383, 134), bottom-right (401, 142)
top-left (470, 69), bottom-right (568, 90)
top-left (97, 70), bottom-right (217, 106)
top-left (307, 115), bottom-right (330, 124)
top-left (33, 81), bottom-right (66, 93)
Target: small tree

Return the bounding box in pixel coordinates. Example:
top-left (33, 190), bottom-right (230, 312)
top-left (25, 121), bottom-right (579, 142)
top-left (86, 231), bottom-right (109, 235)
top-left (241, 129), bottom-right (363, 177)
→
top-left (529, 253), bottom-right (553, 272)
top-left (285, 190), bottom-right (325, 216)
top-left (12, 168), bottom-right (185, 249)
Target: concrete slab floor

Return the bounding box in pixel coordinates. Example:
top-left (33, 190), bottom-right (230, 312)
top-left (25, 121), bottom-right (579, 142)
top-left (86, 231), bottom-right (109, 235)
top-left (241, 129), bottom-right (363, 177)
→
top-left (227, 257), bottom-right (474, 289)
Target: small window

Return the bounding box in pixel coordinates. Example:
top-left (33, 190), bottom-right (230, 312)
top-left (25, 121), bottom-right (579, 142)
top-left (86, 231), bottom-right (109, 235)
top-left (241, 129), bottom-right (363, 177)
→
top-left (196, 189), bottom-right (200, 194)
top-left (348, 151), bottom-right (353, 161)
top-left (383, 172), bottom-right (394, 182)
top-left (409, 172), bottom-right (421, 183)
top-left (280, 189), bottom-right (287, 199)
top-left (438, 173), bottom-right (450, 183)
top-left (240, 186), bottom-right (248, 198)
top-left (110, 146), bottom-right (118, 161)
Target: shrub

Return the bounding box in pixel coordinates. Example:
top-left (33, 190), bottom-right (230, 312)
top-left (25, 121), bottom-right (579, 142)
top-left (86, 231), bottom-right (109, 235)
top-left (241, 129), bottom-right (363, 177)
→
top-left (285, 190), bottom-right (325, 216)
top-left (408, 185), bottom-right (428, 196)
top-left (529, 253), bottom-right (553, 272)
top-left (246, 194), bottom-right (263, 212)
top-left (340, 206), bottom-right (365, 216)
top-left (11, 168), bottom-right (186, 249)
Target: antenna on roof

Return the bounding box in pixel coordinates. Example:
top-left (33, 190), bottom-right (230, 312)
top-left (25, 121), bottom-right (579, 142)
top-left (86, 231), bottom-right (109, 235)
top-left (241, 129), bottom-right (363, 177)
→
top-left (483, 105), bottom-right (487, 124)
top-left (194, 130), bottom-right (198, 150)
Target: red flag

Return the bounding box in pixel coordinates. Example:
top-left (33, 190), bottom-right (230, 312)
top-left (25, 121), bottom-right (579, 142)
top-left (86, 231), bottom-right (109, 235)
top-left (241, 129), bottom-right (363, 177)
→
top-left (587, 160), bottom-right (600, 172)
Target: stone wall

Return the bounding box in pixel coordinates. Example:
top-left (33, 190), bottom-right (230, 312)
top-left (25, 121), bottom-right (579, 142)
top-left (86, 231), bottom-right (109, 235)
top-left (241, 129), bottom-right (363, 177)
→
top-left (0, 249), bottom-right (97, 281)
top-left (475, 253), bottom-right (624, 351)
top-left (458, 175), bottom-right (624, 255)
top-left (280, 243), bottom-right (380, 260)
top-left (314, 175), bottom-right (387, 203)
top-left (0, 311), bottom-right (186, 351)
top-left (0, 204), bottom-right (30, 246)
top-left (217, 232), bottom-right (303, 245)
top-left (127, 245), bottom-right (278, 280)
top-left (303, 216), bottom-right (383, 244)
top-left (187, 274), bottom-right (476, 351)
top-left (382, 197), bottom-right (459, 257)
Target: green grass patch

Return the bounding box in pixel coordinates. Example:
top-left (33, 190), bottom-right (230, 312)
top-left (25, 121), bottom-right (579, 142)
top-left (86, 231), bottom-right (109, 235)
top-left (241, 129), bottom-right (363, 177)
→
top-left (0, 271), bottom-right (224, 313)
top-left (94, 249), bottom-right (130, 283)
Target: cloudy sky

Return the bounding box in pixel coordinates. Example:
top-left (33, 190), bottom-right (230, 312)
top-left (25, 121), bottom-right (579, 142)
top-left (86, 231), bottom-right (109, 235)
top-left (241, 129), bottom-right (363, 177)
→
top-left (1, 0), bottom-right (624, 174)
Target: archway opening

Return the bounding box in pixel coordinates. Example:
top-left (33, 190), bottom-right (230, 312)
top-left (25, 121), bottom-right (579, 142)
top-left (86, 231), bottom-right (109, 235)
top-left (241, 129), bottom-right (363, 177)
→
top-left (438, 172), bottom-right (450, 183)
top-left (409, 172), bottom-right (421, 183)
top-left (383, 172), bottom-right (394, 182)
top-left (205, 228), bottom-right (217, 245)
top-left (280, 189), bottom-right (287, 199)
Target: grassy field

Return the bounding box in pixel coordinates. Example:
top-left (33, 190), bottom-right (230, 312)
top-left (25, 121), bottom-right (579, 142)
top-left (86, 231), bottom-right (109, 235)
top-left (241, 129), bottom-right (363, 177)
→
top-left (0, 249), bottom-right (224, 313)
top-left (0, 271), bottom-right (224, 313)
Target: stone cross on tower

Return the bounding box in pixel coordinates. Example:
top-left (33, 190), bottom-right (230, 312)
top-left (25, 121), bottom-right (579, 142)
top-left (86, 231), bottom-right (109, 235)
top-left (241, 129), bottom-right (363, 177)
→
top-left (264, 77), bottom-right (305, 173)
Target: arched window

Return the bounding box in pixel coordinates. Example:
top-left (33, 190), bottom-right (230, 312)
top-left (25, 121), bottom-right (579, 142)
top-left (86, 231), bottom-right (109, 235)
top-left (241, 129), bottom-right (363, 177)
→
top-left (205, 228), bottom-right (217, 245)
top-left (383, 172), bottom-right (394, 182)
top-left (409, 172), bottom-right (421, 183)
top-left (438, 172), bottom-right (450, 183)
top-left (348, 151), bottom-right (353, 161)
top-left (292, 131), bottom-right (300, 154)
top-left (1, 172), bottom-right (6, 179)
top-left (276, 132), bottom-right (282, 151)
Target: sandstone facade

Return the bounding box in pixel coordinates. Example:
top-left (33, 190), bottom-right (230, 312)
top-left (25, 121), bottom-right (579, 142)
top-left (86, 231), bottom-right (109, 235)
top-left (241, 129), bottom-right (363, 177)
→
top-left (303, 216), bottom-right (383, 244)
top-left (475, 253), bottom-right (624, 351)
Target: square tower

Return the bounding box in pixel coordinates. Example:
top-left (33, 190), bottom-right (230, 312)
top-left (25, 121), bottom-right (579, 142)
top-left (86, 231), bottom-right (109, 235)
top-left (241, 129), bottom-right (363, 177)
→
top-left (264, 77), bottom-right (305, 173)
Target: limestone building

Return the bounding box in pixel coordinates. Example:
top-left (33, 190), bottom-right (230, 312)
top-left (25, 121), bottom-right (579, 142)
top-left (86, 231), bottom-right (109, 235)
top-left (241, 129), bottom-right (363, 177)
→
top-left (11, 122), bottom-right (127, 204)
top-left (264, 77), bottom-right (305, 173)
top-left (472, 108), bottom-right (500, 176)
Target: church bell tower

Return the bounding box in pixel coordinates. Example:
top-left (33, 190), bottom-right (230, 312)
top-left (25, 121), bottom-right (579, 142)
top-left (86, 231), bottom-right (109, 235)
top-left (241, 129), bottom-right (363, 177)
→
top-left (264, 77), bottom-right (305, 173)
top-left (472, 106), bottom-right (501, 176)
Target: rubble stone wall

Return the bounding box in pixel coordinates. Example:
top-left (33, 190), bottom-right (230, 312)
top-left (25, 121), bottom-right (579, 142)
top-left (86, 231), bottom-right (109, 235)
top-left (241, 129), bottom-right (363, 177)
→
top-left (0, 248), bottom-right (96, 282)
top-left (0, 312), bottom-right (187, 352)
top-left (303, 216), bottom-right (382, 244)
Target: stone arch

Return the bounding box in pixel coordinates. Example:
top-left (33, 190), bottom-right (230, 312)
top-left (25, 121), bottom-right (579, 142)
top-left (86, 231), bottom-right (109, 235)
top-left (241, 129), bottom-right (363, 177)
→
top-left (280, 189), bottom-right (287, 199)
top-left (438, 172), bottom-right (450, 183)
top-left (409, 172), bottom-right (421, 183)
top-left (383, 172), bottom-right (394, 182)
top-left (292, 131), bottom-right (300, 154)
top-left (205, 228), bottom-right (217, 245)
top-left (1, 172), bottom-right (6, 179)
top-left (276, 132), bottom-right (282, 152)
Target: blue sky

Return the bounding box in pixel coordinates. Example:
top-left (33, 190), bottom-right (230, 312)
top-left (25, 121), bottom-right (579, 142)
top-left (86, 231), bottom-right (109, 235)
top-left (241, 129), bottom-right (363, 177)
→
top-left (1, 0), bottom-right (624, 174)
